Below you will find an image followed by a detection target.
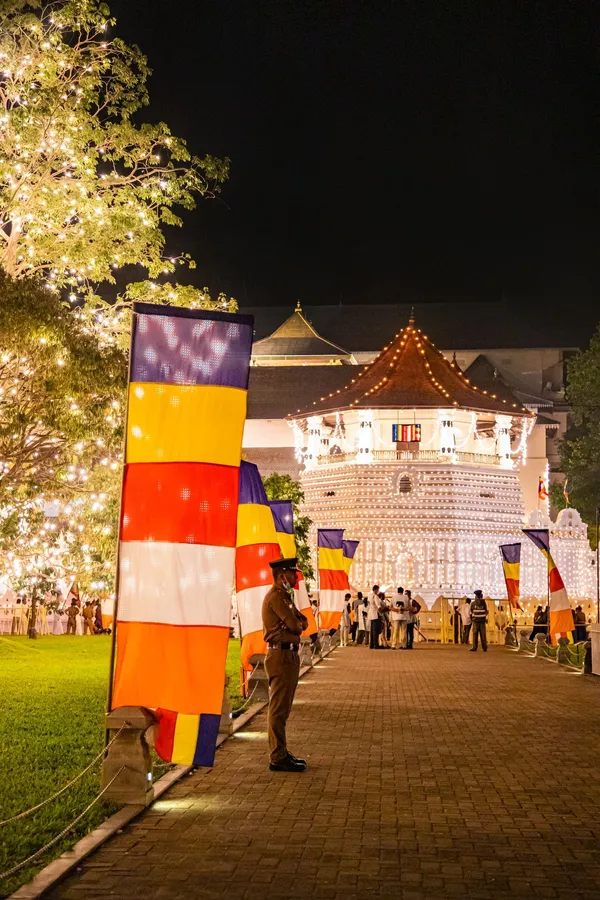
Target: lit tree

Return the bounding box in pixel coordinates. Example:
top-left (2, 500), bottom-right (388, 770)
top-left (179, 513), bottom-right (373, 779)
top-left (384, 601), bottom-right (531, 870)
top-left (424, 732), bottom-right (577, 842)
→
top-left (0, 0), bottom-right (228, 298)
top-left (551, 324), bottom-right (600, 547)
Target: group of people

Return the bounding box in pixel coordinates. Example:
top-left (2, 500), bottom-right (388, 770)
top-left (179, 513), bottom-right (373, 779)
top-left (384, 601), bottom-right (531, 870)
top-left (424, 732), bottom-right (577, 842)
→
top-left (456, 591), bottom-right (491, 652)
top-left (529, 603), bottom-right (588, 644)
top-left (7, 595), bottom-right (107, 635)
top-left (340, 585), bottom-right (422, 650)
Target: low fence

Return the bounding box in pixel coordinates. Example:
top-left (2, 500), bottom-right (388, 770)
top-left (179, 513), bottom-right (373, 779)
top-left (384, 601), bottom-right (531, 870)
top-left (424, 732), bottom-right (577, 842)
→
top-left (505, 627), bottom-right (591, 672)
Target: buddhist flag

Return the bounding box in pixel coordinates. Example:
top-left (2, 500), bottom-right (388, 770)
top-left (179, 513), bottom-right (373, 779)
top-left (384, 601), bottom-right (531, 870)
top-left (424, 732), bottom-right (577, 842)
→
top-left (538, 476), bottom-right (548, 501)
top-left (563, 477), bottom-right (570, 506)
top-left (522, 528), bottom-right (574, 642)
top-left (269, 500), bottom-right (318, 642)
top-left (499, 543), bottom-right (522, 610)
top-left (342, 539), bottom-right (360, 588)
top-left (318, 528), bottom-right (346, 634)
top-left (236, 463), bottom-right (281, 676)
top-left (112, 302), bottom-right (253, 769)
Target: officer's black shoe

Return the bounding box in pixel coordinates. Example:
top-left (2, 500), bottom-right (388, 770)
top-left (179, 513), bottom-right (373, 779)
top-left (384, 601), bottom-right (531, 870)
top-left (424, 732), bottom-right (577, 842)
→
top-left (269, 757), bottom-right (307, 772)
top-left (287, 752), bottom-right (307, 766)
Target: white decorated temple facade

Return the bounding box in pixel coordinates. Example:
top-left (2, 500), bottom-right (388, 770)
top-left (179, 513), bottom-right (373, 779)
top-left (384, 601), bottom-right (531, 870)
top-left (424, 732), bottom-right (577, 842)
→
top-left (288, 316), bottom-right (594, 603)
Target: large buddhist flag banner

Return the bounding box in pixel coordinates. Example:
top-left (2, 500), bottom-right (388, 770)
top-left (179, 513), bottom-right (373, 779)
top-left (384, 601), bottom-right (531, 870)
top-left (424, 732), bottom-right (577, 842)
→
top-left (499, 543), bottom-right (522, 610)
top-left (269, 500), bottom-right (318, 642)
top-left (318, 528), bottom-right (346, 634)
top-left (111, 302), bottom-right (253, 768)
top-left (522, 528), bottom-right (574, 642)
top-left (342, 539), bottom-right (360, 588)
top-left (236, 463), bottom-right (281, 675)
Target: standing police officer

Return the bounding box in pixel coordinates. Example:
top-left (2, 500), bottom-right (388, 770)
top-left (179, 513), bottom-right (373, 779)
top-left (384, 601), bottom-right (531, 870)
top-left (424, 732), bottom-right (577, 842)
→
top-left (262, 557), bottom-right (308, 772)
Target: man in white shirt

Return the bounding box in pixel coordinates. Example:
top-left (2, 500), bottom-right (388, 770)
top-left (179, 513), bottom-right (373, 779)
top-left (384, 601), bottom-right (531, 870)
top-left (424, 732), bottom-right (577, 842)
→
top-left (457, 598), bottom-right (472, 645)
top-left (367, 584), bottom-right (383, 650)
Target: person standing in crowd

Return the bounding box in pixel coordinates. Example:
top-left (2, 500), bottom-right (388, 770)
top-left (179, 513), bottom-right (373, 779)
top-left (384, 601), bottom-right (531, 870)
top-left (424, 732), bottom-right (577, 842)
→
top-left (405, 590), bottom-right (421, 650)
top-left (340, 594), bottom-right (352, 646)
top-left (391, 598), bottom-right (405, 649)
top-left (356, 596), bottom-right (369, 644)
top-left (495, 604), bottom-right (508, 637)
top-left (82, 601), bottom-right (96, 635)
top-left (94, 600), bottom-right (103, 633)
top-left (262, 557), bottom-right (308, 773)
top-left (470, 589), bottom-right (488, 652)
top-left (351, 592), bottom-right (363, 643)
top-left (573, 606), bottom-right (587, 643)
top-left (378, 591), bottom-right (390, 648)
top-left (368, 584), bottom-right (382, 649)
top-left (529, 605), bottom-right (547, 643)
top-left (66, 599), bottom-right (79, 635)
top-left (458, 597), bottom-right (472, 644)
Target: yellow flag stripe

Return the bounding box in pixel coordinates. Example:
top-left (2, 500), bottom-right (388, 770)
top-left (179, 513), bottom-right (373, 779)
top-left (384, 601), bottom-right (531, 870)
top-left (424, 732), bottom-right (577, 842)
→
top-left (171, 713), bottom-right (200, 765)
top-left (319, 547), bottom-right (345, 571)
top-left (126, 383), bottom-right (247, 467)
top-left (236, 504), bottom-right (278, 548)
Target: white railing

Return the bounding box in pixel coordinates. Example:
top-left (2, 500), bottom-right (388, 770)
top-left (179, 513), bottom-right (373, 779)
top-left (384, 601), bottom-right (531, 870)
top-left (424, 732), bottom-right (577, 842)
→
top-left (317, 449), bottom-right (499, 466)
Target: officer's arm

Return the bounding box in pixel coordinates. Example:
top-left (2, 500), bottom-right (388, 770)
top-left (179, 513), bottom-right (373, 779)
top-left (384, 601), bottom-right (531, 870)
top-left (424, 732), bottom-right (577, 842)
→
top-left (271, 592), bottom-right (303, 635)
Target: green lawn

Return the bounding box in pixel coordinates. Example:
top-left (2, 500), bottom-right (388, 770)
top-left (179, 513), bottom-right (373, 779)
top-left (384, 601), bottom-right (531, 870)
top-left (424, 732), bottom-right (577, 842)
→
top-left (0, 635), bottom-right (242, 895)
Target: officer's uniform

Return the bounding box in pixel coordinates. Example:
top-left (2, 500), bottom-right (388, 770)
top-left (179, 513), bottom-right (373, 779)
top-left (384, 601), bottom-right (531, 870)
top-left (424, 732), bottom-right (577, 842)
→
top-left (262, 558), bottom-right (307, 767)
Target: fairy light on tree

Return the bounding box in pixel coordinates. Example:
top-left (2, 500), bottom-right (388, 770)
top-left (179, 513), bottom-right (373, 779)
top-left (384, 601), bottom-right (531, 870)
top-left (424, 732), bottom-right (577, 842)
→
top-left (0, 2), bottom-right (238, 597)
top-left (0, 0), bottom-right (229, 302)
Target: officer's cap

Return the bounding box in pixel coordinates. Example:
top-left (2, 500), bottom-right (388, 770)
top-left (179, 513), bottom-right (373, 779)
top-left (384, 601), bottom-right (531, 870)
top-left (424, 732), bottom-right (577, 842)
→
top-left (473, 589), bottom-right (483, 599)
top-left (269, 557), bottom-right (299, 572)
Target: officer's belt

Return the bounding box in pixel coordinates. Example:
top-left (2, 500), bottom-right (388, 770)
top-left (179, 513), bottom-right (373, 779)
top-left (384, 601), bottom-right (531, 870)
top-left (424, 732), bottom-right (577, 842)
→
top-left (267, 642), bottom-right (299, 652)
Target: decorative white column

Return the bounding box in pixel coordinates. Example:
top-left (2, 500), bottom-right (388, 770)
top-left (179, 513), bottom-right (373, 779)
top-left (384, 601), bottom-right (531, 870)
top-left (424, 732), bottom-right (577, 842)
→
top-left (318, 421), bottom-right (330, 459)
top-left (494, 414), bottom-right (513, 469)
top-left (305, 416), bottom-right (322, 470)
top-left (438, 410), bottom-right (456, 462)
top-left (357, 409), bottom-right (374, 463)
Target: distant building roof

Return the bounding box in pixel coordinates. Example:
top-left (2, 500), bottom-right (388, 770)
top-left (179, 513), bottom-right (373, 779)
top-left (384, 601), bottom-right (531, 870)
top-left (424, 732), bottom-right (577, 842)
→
top-left (292, 316), bottom-right (534, 418)
top-left (248, 365), bottom-right (350, 418)
top-left (463, 354), bottom-right (547, 408)
top-left (242, 300), bottom-right (591, 352)
top-left (252, 302), bottom-right (352, 359)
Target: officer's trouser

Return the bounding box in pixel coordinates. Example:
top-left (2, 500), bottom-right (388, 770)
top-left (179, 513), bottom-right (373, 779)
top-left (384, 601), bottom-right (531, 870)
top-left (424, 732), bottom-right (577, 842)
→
top-left (265, 648), bottom-right (300, 764)
top-left (472, 620), bottom-right (487, 651)
top-left (83, 619), bottom-right (95, 635)
top-left (66, 620), bottom-right (76, 635)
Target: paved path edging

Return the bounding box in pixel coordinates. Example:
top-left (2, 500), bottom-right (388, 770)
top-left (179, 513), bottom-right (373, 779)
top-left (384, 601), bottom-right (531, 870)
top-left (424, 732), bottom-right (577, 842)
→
top-left (9, 648), bottom-right (331, 900)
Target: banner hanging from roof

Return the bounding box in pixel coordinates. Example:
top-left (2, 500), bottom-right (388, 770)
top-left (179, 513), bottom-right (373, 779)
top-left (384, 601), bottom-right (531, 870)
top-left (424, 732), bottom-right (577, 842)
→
top-left (522, 528), bottom-right (574, 642)
top-left (317, 528), bottom-right (346, 634)
top-left (111, 302), bottom-right (253, 768)
top-left (342, 539), bottom-right (360, 587)
top-left (236, 463), bottom-right (281, 676)
top-left (499, 543), bottom-right (522, 610)
top-left (269, 500), bottom-right (318, 642)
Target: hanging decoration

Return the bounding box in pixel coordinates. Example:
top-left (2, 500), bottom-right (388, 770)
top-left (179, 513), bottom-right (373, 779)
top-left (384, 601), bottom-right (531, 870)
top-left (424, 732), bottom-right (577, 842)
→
top-left (499, 543), bottom-right (522, 610)
top-left (235, 463), bottom-right (282, 680)
top-left (111, 302), bottom-right (253, 768)
top-left (317, 528), bottom-right (346, 634)
top-left (269, 500), bottom-right (318, 642)
top-left (522, 528), bottom-right (574, 643)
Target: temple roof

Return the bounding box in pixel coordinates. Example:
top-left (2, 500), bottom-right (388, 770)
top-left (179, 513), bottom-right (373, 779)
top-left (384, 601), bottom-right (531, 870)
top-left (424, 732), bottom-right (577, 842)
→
top-left (292, 317), bottom-right (535, 418)
top-left (252, 302), bottom-right (351, 359)
top-left (464, 354), bottom-right (548, 408)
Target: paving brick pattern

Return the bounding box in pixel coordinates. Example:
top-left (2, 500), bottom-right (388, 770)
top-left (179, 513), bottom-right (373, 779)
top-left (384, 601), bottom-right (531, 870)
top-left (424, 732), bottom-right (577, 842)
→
top-left (48, 646), bottom-right (600, 900)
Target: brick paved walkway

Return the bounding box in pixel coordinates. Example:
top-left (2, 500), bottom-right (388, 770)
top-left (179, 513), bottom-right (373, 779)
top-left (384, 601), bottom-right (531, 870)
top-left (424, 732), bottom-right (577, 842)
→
top-left (49, 645), bottom-right (600, 900)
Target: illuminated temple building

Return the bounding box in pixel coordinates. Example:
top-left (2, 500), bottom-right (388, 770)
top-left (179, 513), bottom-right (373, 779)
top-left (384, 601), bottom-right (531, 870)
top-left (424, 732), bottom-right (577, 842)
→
top-left (243, 304), bottom-right (594, 602)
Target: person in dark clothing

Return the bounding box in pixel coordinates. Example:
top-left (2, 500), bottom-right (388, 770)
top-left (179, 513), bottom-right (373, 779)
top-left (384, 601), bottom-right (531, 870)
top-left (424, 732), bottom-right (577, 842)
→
top-left (573, 606), bottom-right (587, 643)
top-left (529, 605), bottom-right (548, 643)
top-left (469, 590), bottom-right (488, 652)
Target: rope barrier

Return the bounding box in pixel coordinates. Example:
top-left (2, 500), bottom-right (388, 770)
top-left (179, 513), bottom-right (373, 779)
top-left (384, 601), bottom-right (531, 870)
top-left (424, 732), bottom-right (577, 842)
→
top-left (233, 679), bottom-right (260, 715)
top-left (0, 767), bottom-right (124, 882)
top-left (0, 723), bottom-right (129, 828)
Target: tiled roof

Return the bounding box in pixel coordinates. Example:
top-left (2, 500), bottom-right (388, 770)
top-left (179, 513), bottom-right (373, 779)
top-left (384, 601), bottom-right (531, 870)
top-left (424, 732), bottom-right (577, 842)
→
top-left (247, 366), bottom-right (350, 418)
top-left (292, 318), bottom-right (535, 417)
top-left (252, 304), bottom-right (350, 358)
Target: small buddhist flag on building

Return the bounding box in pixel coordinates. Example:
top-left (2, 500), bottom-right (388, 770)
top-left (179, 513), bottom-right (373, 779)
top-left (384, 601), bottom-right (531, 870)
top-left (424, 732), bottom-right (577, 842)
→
top-left (499, 543), bottom-right (522, 610)
top-left (538, 476), bottom-right (548, 501)
top-left (563, 477), bottom-right (570, 506)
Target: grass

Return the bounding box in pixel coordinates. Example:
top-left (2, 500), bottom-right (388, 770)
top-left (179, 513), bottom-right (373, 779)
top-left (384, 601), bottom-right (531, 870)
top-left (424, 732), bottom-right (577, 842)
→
top-left (0, 635), bottom-right (243, 896)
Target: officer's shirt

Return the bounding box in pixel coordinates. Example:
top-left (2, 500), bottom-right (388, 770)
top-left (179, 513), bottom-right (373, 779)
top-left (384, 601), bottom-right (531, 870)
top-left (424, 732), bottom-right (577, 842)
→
top-left (262, 585), bottom-right (304, 644)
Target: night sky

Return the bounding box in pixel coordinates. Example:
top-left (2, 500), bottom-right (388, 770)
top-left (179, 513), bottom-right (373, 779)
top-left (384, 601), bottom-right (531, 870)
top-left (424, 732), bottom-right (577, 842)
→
top-left (111, 0), bottom-right (600, 326)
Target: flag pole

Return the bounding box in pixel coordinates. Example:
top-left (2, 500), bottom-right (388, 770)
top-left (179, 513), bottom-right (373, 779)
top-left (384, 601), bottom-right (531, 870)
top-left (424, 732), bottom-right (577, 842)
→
top-left (105, 309), bottom-right (136, 742)
top-left (596, 506), bottom-right (599, 625)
